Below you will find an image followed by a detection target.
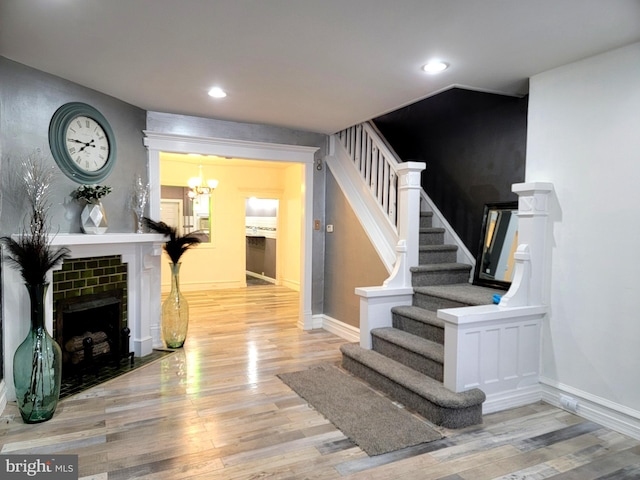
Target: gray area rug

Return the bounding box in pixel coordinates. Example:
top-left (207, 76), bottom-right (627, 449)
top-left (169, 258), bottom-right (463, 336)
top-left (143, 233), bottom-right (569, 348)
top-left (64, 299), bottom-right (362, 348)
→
top-left (278, 364), bottom-right (443, 456)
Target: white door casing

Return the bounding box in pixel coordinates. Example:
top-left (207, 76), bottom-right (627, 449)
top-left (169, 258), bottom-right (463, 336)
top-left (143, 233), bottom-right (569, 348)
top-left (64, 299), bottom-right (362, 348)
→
top-left (144, 132), bottom-right (318, 330)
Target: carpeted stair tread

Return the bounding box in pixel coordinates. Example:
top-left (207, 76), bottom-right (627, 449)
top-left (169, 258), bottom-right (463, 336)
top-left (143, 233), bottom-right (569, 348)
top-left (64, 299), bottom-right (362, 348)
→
top-left (419, 227), bottom-right (445, 234)
top-left (391, 305), bottom-right (445, 344)
top-left (341, 343), bottom-right (485, 410)
top-left (391, 305), bottom-right (444, 329)
top-left (414, 283), bottom-right (503, 306)
top-left (420, 211), bottom-right (433, 227)
top-left (419, 244), bottom-right (458, 252)
top-left (410, 263), bottom-right (473, 286)
top-left (410, 263), bottom-right (471, 273)
top-left (372, 327), bottom-right (443, 364)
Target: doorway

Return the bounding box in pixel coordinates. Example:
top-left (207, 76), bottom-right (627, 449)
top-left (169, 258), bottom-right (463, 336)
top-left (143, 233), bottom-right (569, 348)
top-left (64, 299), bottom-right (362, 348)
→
top-left (245, 197), bottom-right (279, 285)
top-left (160, 199), bottom-right (184, 234)
top-left (145, 131), bottom-right (318, 330)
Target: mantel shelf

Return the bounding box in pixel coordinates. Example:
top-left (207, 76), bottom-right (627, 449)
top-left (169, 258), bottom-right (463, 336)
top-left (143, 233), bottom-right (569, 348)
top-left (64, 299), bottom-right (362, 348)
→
top-left (11, 233), bottom-right (166, 247)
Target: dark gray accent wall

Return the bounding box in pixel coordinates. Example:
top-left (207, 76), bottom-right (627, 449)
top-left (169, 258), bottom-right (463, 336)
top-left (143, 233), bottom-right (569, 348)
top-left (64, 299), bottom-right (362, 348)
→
top-left (374, 88), bottom-right (527, 258)
top-left (0, 57), bottom-right (148, 234)
top-left (324, 170), bottom-right (389, 328)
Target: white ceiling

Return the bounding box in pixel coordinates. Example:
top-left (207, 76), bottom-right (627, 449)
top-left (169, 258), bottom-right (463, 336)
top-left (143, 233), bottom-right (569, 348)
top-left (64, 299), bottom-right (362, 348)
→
top-left (1, 0), bottom-right (639, 134)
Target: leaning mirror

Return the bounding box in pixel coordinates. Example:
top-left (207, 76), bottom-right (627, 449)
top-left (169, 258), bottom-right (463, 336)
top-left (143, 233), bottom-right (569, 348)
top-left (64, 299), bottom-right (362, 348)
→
top-left (473, 201), bottom-right (519, 290)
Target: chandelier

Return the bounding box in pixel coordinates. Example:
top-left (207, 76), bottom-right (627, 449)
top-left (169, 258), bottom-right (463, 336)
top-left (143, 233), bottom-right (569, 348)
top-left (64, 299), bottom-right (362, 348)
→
top-left (187, 165), bottom-right (218, 198)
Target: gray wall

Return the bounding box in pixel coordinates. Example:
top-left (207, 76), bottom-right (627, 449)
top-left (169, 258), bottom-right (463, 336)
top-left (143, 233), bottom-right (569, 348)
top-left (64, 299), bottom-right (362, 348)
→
top-left (323, 170), bottom-right (388, 327)
top-left (0, 56), bottom-right (149, 384)
top-left (0, 57), bottom-right (148, 234)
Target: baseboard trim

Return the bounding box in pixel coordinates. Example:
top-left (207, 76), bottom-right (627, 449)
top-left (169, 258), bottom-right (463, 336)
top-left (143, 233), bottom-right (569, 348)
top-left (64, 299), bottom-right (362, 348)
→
top-left (281, 278), bottom-right (300, 291)
top-left (312, 314), bottom-right (360, 343)
top-left (246, 271), bottom-right (276, 283)
top-left (162, 280), bottom-right (245, 293)
top-left (483, 385), bottom-right (542, 415)
top-left (540, 377), bottom-right (640, 440)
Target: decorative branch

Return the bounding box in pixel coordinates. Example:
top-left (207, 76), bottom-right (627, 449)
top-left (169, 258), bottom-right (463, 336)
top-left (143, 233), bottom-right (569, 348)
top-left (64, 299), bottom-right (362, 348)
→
top-left (131, 176), bottom-right (149, 233)
top-left (0, 150), bottom-right (70, 284)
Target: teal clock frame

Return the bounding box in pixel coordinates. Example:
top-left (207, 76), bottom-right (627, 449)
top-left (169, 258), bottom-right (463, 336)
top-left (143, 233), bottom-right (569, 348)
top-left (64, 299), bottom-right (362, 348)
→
top-left (49, 102), bottom-right (117, 184)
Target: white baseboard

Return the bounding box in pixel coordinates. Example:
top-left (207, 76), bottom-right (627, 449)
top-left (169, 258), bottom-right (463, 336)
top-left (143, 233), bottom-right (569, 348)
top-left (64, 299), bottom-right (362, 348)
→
top-left (162, 280), bottom-right (245, 293)
top-left (483, 384), bottom-right (542, 415)
top-left (281, 278), bottom-right (300, 292)
top-left (312, 314), bottom-right (360, 343)
top-left (311, 314), bottom-right (324, 330)
top-left (246, 271), bottom-right (276, 283)
top-left (540, 376), bottom-right (640, 440)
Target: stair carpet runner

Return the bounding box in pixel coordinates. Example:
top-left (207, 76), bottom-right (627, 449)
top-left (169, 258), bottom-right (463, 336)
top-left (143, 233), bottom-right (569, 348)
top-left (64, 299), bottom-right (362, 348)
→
top-left (341, 211), bottom-right (504, 429)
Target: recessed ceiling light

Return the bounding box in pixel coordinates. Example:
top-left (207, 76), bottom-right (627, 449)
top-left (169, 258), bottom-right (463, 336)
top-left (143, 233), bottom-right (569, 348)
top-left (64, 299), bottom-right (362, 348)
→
top-left (422, 61), bottom-right (449, 74)
top-left (208, 87), bottom-right (227, 98)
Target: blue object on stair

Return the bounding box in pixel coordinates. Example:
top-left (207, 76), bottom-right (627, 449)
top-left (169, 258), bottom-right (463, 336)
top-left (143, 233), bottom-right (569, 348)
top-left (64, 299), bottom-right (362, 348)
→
top-left (493, 294), bottom-right (502, 304)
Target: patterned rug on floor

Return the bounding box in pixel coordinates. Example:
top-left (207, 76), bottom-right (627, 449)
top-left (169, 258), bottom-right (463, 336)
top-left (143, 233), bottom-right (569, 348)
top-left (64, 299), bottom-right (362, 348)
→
top-left (278, 363), bottom-right (443, 456)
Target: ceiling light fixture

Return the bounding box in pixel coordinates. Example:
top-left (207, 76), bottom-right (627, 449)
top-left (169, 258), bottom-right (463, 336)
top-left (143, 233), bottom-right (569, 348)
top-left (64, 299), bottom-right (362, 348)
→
top-left (208, 86), bottom-right (227, 98)
top-left (188, 165), bottom-right (219, 198)
top-left (422, 61), bottom-right (449, 74)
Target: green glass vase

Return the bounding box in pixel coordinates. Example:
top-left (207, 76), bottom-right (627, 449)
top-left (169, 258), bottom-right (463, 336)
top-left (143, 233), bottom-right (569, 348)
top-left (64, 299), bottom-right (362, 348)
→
top-left (13, 283), bottom-right (62, 423)
top-left (162, 263), bottom-right (189, 348)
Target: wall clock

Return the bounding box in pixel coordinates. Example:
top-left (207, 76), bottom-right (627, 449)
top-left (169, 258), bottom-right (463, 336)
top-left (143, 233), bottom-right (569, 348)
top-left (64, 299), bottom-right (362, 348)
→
top-left (49, 102), bottom-right (117, 184)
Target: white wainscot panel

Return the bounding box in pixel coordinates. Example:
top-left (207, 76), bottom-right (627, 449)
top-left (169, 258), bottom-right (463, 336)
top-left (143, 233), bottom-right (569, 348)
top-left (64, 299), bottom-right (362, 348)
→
top-left (440, 304), bottom-right (546, 400)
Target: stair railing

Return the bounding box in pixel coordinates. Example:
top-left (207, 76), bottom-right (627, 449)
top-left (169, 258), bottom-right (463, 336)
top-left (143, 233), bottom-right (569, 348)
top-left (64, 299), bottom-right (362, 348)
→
top-left (330, 123), bottom-right (425, 348)
top-left (337, 122), bottom-right (401, 230)
top-left (332, 122), bottom-right (425, 279)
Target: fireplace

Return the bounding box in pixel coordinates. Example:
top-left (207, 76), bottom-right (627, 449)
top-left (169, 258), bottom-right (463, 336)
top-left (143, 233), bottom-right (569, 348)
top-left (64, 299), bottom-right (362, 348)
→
top-left (56, 289), bottom-right (134, 376)
top-left (1, 233), bottom-right (165, 405)
top-left (52, 254), bottom-right (131, 376)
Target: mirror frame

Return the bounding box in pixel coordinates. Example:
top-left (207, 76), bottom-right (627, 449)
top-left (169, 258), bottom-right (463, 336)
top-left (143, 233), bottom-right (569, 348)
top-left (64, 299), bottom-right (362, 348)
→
top-left (472, 201), bottom-right (519, 290)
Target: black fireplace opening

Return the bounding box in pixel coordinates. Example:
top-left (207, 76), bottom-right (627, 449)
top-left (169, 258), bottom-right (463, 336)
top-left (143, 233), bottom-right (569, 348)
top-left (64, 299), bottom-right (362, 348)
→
top-left (56, 289), bottom-right (133, 379)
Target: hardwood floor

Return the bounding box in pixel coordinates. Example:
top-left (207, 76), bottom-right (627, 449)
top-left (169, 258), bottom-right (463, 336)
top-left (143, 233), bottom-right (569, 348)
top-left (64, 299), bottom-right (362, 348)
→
top-left (1, 285), bottom-right (639, 479)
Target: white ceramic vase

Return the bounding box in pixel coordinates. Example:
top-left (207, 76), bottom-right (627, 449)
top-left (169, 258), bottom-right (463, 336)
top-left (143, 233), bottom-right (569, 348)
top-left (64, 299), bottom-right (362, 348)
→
top-left (80, 201), bottom-right (108, 234)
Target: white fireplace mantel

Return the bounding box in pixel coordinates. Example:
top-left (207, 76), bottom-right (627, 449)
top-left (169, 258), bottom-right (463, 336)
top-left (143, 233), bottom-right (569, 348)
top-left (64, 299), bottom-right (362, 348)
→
top-left (1, 233), bottom-right (166, 404)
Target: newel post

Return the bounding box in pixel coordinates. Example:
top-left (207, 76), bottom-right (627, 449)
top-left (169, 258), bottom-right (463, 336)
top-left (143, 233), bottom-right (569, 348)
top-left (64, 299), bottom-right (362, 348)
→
top-left (395, 161), bottom-right (426, 276)
top-left (383, 161), bottom-right (426, 288)
top-left (355, 161), bottom-right (425, 349)
top-left (501, 182), bottom-right (554, 306)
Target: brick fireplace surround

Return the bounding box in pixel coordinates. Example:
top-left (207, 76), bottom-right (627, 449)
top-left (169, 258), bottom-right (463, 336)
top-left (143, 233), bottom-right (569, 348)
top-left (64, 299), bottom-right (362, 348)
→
top-left (1, 233), bottom-right (165, 405)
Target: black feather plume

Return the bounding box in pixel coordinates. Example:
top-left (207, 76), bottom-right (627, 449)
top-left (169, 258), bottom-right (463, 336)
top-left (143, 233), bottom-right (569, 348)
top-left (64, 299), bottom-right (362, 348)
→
top-left (0, 236), bottom-right (70, 285)
top-left (143, 217), bottom-right (201, 264)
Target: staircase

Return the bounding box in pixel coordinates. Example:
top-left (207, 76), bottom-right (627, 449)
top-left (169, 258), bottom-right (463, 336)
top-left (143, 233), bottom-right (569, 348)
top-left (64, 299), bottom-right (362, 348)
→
top-left (341, 210), bottom-right (504, 429)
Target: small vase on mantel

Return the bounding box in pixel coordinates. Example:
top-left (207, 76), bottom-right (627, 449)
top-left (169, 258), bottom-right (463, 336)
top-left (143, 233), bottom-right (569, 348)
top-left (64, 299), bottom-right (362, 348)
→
top-left (162, 262), bottom-right (189, 348)
top-left (80, 200), bottom-right (108, 234)
top-left (13, 283), bottom-right (62, 423)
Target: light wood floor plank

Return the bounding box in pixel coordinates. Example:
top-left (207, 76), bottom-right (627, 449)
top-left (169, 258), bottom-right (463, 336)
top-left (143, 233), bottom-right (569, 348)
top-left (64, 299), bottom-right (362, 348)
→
top-left (1, 285), bottom-right (638, 479)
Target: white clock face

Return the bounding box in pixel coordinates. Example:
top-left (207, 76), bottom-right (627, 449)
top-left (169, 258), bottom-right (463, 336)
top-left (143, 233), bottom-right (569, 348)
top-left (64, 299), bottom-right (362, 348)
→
top-left (64, 115), bottom-right (111, 172)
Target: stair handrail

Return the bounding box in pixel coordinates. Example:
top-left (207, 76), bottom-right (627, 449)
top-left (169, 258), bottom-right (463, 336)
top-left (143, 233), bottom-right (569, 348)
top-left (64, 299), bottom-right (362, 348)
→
top-left (336, 122), bottom-right (402, 230)
top-left (333, 122), bottom-right (424, 349)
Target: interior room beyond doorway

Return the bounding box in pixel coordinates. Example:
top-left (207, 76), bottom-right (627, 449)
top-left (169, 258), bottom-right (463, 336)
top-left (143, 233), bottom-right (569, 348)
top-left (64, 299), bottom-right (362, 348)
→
top-left (245, 197), bottom-right (279, 285)
top-left (159, 153), bottom-right (303, 293)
